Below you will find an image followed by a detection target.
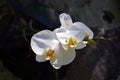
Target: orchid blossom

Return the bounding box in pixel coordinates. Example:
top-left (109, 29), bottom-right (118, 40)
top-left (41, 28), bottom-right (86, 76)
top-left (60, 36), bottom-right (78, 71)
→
top-left (30, 13), bottom-right (94, 69)
top-left (54, 13), bottom-right (94, 50)
top-left (31, 30), bottom-right (75, 69)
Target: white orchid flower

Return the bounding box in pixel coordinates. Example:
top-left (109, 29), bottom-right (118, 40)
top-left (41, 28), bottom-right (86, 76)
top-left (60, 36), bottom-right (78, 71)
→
top-left (31, 30), bottom-right (76, 69)
top-left (59, 13), bottom-right (94, 40)
top-left (54, 25), bottom-right (86, 50)
top-left (54, 13), bottom-right (94, 49)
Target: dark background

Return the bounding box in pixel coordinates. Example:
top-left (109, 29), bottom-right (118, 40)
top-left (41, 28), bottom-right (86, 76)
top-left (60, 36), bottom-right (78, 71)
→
top-left (0, 0), bottom-right (120, 80)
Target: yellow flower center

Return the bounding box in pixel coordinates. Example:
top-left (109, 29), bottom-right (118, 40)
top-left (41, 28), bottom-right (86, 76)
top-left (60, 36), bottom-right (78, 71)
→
top-left (66, 37), bottom-right (78, 47)
top-left (44, 49), bottom-right (55, 60)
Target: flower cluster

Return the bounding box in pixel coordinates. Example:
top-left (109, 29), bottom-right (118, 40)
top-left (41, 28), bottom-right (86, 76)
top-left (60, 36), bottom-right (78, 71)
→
top-left (30, 13), bottom-right (94, 69)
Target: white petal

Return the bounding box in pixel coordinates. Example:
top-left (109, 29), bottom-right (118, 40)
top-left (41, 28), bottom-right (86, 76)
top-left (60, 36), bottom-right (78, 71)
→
top-left (54, 27), bottom-right (71, 50)
top-left (62, 44), bottom-right (69, 50)
top-left (36, 55), bottom-right (47, 62)
top-left (73, 22), bottom-right (94, 39)
top-left (53, 43), bottom-right (76, 66)
top-left (59, 13), bottom-right (73, 28)
top-left (50, 59), bottom-right (62, 69)
top-left (61, 48), bottom-right (76, 65)
top-left (54, 27), bottom-right (68, 45)
top-left (31, 30), bottom-right (55, 55)
top-left (69, 26), bottom-right (85, 42)
top-left (49, 41), bottom-right (76, 69)
top-left (52, 65), bottom-right (61, 69)
top-left (76, 41), bottom-right (86, 49)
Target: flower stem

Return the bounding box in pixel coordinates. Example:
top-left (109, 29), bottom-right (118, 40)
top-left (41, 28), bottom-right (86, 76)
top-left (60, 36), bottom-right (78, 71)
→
top-left (55, 70), bottom-right (59, 80)
top-left (94, 36), bottom-right (119, 41)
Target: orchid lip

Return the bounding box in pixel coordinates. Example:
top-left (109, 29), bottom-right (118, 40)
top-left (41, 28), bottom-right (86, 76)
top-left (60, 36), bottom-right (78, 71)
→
top-left (66, 37), bottom-right (78, 47)
top-left (44, 48), bottom-right (55, 60)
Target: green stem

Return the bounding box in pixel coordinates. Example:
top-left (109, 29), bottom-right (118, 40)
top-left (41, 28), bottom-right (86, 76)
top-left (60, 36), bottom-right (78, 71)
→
top-left (55, 70), bottom-right (59, 80)
top-left (94, 36), bottom-right (119, 41)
